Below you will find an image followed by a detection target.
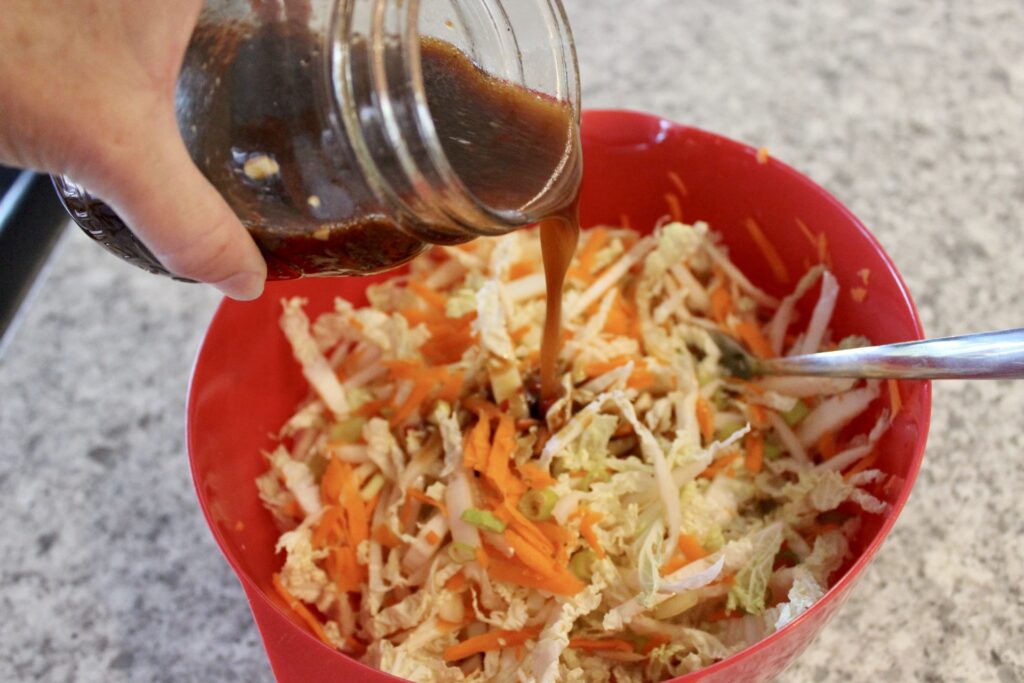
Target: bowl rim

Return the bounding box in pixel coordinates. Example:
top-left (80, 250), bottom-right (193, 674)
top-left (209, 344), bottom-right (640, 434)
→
top-left (186, 108), bottom-right (932, 682)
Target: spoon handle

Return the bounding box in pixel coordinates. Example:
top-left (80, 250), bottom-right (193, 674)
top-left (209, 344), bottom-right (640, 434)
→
top-left (759, 328), bottom-right (1024, 379)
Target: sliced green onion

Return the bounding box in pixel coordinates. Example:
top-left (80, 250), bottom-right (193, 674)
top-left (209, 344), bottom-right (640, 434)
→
top-left (518, 488), bottom-right (558, 521)
top-left (782, 400), bottom-right (809, 427)
top-left (764, 441), bottom-right (782, 461)
top-left (329, 417), bottom-right (366, 443)
top-left (447, 541), bottom-right (477, 564)
top-left (569, 549), bottom-right (598, 581)
top-left (460, 508), bottom-right (507, 534)
top-left (713, 388), bottom-right (730, 411)
top-left (359, 473), bottom-right (385, 501)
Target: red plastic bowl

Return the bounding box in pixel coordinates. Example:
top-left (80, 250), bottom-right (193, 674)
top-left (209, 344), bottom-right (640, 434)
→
top-left (187, 110), bottom-right (930, 683)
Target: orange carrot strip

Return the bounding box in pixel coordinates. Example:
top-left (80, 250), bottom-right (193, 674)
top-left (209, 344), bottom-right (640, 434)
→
top-left (888, 379), bottom-right (902, 416)
top-left (750, 404), bottom-right (768, 428)
top-left (444, 572), bottom-right (466, 591)
top-left (817, 432), bottom-right (837, 461)
top-left (354, 397), bottom-right (391, 419)
top-left (408, 280), bottom-right (447, 311)
top-left (272, 573), bottom-right (334, 646)
top-left (626, 367), bottom-right (656, 391)
top-left (568, 639), bottom-right (635, 653)
top-left (664, 193), bottom-right (683, 222)
top-left (425, 530), bottom-right (441, 545)
top-left (320, 455), bottom-right (345, 505)
top-left (660, 554), bottom-right (689, 576)
top-left (583, 356), bottom-right (630, 377)
top-left (518, 463), bottom-right (556, 489)
top-left (667, 171), bottom-right (689, 197)
top-left (844, 450), bottom-right (880, 480)
top-left (436, 369), bottom-right (465, 403)
top-left (335, 347), bottom-right (365, 380)
top-left (677, 533), bottom-right (708, 561)
top-left (337, 463), bottom-right (368, 549)
top-left (569, 228), bottom-right (610, 281)
top-left (745, 433), bottom-right (765, 474)
top-left (735, 320), bottom-right (774, 359)
top-left (509, 260), bottom-right (534, 281)
top-left (699, 452), bottom-right (740, 479)
top-left (505, 528), bottom-right (560, 577)
top-left (406, 488), bottom-right (448, 517)
top-left (485, 552), bottom-right (583, 596)
top-left (475, 546), bottom-right (490, 570)
top-left (462, 396), bottom-right (502, 417)
top-left (443, 626), bottom-right (543, 662)
top-left (373, 524), bottom-right (401, 548)
top-left (695, 397), bottom-right (715, 444)
top-left (486, 414), bottom-right (516, 493)
top-left (463, 412), bottom-right (493, 471)
top-left (641, 634), bottom-right (673, 655)
top-left (709, 286), bottom-right (733, 326)
top-left (578, 509), bottom-right (605, 559)
top-left (390, 379), bottom-right (432, 426)
top-left (744, 218), bottom-right (790, 284)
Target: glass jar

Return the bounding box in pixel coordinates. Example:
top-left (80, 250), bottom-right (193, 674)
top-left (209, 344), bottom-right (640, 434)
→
top-left (55, 0), bottom-right (581, 280)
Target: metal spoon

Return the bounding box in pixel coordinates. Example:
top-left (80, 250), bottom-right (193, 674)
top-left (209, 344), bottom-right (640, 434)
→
top-left (712, 328), bottom-right (1024, 380)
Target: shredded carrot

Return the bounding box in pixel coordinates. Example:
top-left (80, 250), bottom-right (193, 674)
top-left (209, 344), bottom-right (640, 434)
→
top-left (735, 320), bottom-right (774, 359)
top-left (535, 520), bottom-right (574, 548)
top-left (408, 280), bottom-right (447, 311)
top-left (518, 463), bottom-right (555, 489)
top-left (381, 359), bottom-right (423, 380)
top-left (626, 367), bottom-right (656, 391)
top-left (320, 455), bottom-right (345, 504)
top-left (443, 626), bottom-right (543, 662)
top-left (844, 450), bottom-right (880, 480)
top-left (509, 324), bottom-right (532, 345)
top-left (667, 171), bottom-right (689, 197)
top-left (695, 397), bottom-right (715, 444)
top-left (677, 532), bottom-right (708, 562)
top-left (709, 286), bottom-right (733, 326)
top-left (425, 530), bottom-right (441, 545)
top-left (509, 260), bottom-right (534, 281)
top-left (484, 551), bottom-right (583, 596)
top-left (700, 452), bottom-right (740, 479)
top-left (273, 573), bottom-right (334, 646)
top-left (463, 411), bottom-right (493, 471)
top-left (576, 508), bottom-right (605, 559)
top-left (312, 505), bottom-right (345, 549)
top-left (420, 316), bottom-right (477, 365)
top-left (583, 356), bottom-right (630, 377)
top-left (335, 347), bottom-right (365, 380)
top-left (338, 463), bottom-right (369, 549)
top-left (568, 228), bottom-right (610, 281)
top-left (444, 572), bottom-right (467, 592)
top-left (705, 607), bottom-right (738, 622)
top-left (436, 369), bottom-right (465, 403)
top-left (817, 431), bottom-right (837, 460)
top-left (664, 193), bottom-right (683, 222)
top-left (888, 379), bottom-right (902, 416)
top-left (354, 397), bottom-right (391, 419)
top-left (749, 404), bottom-right (768, 428)
top-left (373, 523), bottom-right (401, 548)
top-left (744, 218), bottom-right (790, 284)
top-left (756, 147), bottom-right (770, 164)
top-left (850, 287), bottom-right (868, 303)
top-left (641, 634), bottom-right (672, 655)
top-left (745, 433), bottom-right (765, 474)
top-left (463, 396), bottom-right (501, 417)
top-left (569, 638), bottom-right (635, 653)
top-left (485, 414), bottom-right (517, 494)
top-left (469, 547), bottom-right (488, 571)
top-left (400, 495), bottom-right (417, 527)
top-left (603, 291), bottom-right (639, 337)
top-left (282, 497), bottom-right (302, 519)
top-left (660, 553), bottom-right (689, 576)
top-left (406, 488), bottom-right (448, 517)
top-left (390, 378), bottom-right (433, 427)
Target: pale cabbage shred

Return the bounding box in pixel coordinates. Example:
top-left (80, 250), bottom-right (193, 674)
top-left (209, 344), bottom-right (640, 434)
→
top-left (257, 222), bottom-right (894, 683)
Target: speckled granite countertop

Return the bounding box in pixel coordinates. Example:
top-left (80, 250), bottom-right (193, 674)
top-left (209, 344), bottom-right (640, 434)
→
top-left (2, 1), bottom-right (1023, 681)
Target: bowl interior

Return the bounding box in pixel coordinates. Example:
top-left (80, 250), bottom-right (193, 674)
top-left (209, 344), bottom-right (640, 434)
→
top-left (187, 109), bottom-right (929, 682)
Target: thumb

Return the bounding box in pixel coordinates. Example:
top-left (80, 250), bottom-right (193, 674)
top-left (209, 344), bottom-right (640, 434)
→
top-left (86, 112), bottom-right (267, 301)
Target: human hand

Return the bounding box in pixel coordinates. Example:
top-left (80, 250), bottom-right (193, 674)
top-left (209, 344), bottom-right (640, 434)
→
top-left (0, 0), bottom-right (266, 300)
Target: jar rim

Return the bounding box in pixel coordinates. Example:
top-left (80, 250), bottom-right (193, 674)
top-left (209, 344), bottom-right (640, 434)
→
top-left (328, 0), bottom-right (581, 239)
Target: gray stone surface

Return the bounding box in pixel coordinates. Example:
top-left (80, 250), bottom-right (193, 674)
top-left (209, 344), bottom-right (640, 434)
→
top-left (1, 0), bottom-right (1023, 681)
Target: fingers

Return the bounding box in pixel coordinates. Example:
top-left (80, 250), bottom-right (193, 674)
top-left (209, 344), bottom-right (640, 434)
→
top-left (85, 110), bottom-right (267, 301)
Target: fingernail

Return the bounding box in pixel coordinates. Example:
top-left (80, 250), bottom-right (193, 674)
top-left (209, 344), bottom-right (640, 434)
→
top-left (213, 271), bottom-right (265, 301)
